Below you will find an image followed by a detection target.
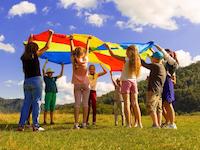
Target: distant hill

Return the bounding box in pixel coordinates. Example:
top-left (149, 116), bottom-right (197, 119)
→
top-left (1, 61), bottom-right (200, 114)
top-left (0, 98), bottom-right (23, 113)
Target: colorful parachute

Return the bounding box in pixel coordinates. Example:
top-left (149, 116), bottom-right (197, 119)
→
top-left (27, 31), bottom-right (154, 71)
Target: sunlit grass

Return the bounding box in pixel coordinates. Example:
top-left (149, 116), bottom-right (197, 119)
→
top-left (0, 113), bottom-right (200, 150)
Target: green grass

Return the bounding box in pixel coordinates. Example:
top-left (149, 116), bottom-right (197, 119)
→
top-left (0, 113), bottom-right (200, 150)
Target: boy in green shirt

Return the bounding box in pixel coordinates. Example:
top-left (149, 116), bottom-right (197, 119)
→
top-left (43, 60), bottom-right (64, 124)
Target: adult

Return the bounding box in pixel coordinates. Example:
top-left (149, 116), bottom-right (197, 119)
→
top-left (17, 30), bottom-right (54, 131)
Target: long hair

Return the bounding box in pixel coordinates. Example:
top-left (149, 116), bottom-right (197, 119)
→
top-left (127, 45), bottom-right (141, 77)
top-left (21, 42), bottom-right (39, 60)
top-left (72, 47), bottom-right (86, 69)
top-left (165, 49), bottom-right (179, 65)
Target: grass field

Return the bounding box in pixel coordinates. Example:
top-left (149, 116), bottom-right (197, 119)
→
top-left (0, 113), bottom-right (200, 150)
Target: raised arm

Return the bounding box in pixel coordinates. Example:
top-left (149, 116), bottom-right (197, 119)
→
top-left (109, 71), bottom-right (117, 87)
top-left (98, 64), bottom-right (107, 77)
top-left (37, 30), bottom-right (54, 57)
top-left (154, 44), bottom-right (176, 66)
top-left (69, 35), bottom-right (75, 53)
top-left (86, 36), bottom-right (92, 54)
top-left (42, 59), bottom-right (48, 76)
top-left (27, 34), bottom-right (34, 43)
top-left (57, 64), bottom-right (64, 79)
top-left (104, 43), bottom-right (125, 61)
top-left (140, 59), bottom-right (152, 70)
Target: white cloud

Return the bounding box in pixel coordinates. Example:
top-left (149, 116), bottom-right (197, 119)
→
top-left (176, 50), bottom-right (200, 67)
top-left (137, 67), bottom-right (150, 81)
top-left (42, 6), bottom-right (50, 15)
top-left (8, 1), bottom-right (37, 17)
top-left (69, 25), bottom-right (76, 31)
top-left (96, 82), bottom-right (114, 96)
top-left (111, 0), bottom-right (200, 31)
top-left (0, 35), bottom-right (5, 42)
top-left (0, 34), bottom-right (15, 53)
top-left (58, 0), bottom-right (98, 10)
top-left (4, 80), bottom-right (23, 87)
top-left (116, 20), bottom-right (143, 32)
top-left (47, 21), bottom-right (61, 27)
top-left (84, 12), bottom-right (109, 27)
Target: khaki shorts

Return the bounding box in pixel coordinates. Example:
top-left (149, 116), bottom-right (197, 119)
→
top-left (146, 91), bottom-right (162, 114)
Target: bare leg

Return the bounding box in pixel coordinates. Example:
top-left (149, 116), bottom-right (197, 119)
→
top-left (50, 111), bottom-right (54, 124)
top-left (122, 94), bottom-right (131, 127)
top-left (150, 112), bottom-right (159, 127)
top-left (44, 111), bottom-right (47, 124)
top-left (157, 112), bottom-right (162, 126)
top-left (130, 93), bottom-right (142, 128)
top-left (163, 101), bottom-right (170, 124)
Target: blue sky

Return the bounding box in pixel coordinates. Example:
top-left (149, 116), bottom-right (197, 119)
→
top-left (0, 0), bottom-right (200, 104)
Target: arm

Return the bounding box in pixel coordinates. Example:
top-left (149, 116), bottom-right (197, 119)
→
top-left (141, 59), bottom-right (152, 70)
top-left (154, 44), bottom-right (176, 65)
top-left (27, 34), bottom-right (34, 43)
top-left (86, 36), bottom-right (92, 54)
top-left (37, 30), bottom-right (54, 57)
top-left (104, 43), bottom-right (125, 61)
top-left (98, 64), bottom-right (107, 77)
top-left (42, 59), bottom-right (48, 76)
top-left (69, 35), bottom-right (75, 53)
top-left (56, 64), bottom-right (64, 79)
top-left (109, 71), bottom-right (117, 87)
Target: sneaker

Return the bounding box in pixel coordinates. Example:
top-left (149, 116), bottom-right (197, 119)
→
top-left (152, 125), bottom-right (160, 129)
top-left (80, 123), bottom-right (87, 129)
top-left (92, 122), bottom-right (96, 126)
top-left (166, 123), bottom-right (177, 129)
top-left (33, 126), bottom-right (45, 132)
top-left (73, 124), bottom-right (80, 130)
top-left (17, 126), bottom-right (24, 131)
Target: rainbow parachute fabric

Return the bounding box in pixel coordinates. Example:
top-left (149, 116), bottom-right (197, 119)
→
top-left (28, 31), bottom-right (154, 71)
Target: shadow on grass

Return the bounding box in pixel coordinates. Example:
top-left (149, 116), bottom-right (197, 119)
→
top-left (0, 123), bottom-right (18, 131)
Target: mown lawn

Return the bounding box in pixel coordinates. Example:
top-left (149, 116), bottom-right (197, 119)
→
top-left (0, 113), bottom-right (200, 150)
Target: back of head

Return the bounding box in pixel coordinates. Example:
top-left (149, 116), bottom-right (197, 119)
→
top-left (127, 45), bottom-right (141, 77)
top-left (21, 42), bottom-right (39, 60)
top-left (74, 47), bottom-right (86, 58)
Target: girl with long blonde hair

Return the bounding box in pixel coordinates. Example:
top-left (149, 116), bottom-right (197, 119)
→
top-left (105, 44), bottom-right (143, 128)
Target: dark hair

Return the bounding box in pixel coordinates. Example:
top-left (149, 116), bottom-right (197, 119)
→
top-left (165, 48), bottom-right (179, 65)
top-left (21, 42), bottom-right (39, 60)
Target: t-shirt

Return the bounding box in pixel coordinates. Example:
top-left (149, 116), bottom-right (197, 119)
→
top-left (21, 54), bottom-right (41, 79)
top-left (114, 85), bottom-right (123, 102)
top-left (88, 73), bottom-right (98, 91)
top-left (44, 76), bottom-right (58, 93)
top-left (141, 60), bottom-right (166, 95)
top-left (120, 57), bottom-right (137, 81)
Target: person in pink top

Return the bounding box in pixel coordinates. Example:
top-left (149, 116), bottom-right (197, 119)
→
top-left (69, 35), bottom-right (92, 129)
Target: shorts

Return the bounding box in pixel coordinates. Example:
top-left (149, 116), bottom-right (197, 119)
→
top-left (121, 80), bottom-right (138, 94)
top-left (44, 92), bottom-right (56, 111)
top-left (146, 91), bottom-right (162, 114)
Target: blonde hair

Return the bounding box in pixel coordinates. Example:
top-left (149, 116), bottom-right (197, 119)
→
top-left (127, 45), bottom-right (141, 77)
top-left (72, 47), bottom-right (86, 69)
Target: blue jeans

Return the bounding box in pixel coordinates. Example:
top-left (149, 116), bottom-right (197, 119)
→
top-left (19, 76), bottom-right (43, 127)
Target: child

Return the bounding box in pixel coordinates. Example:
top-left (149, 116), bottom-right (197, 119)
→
top-left (110, 71), bottom-right (125, 126)
top-left (155, 45), bottom-right (179, 129)
top-left (70, 35), bottom-right (92, 129)
top-left (141, 50), bottom-right (166, 128)
top-left (105, 44), bottom-right (143, 128)
top-left (43, 59), bottom-right (64, 124)
top-left (87, 64), bottom-right (107, 125)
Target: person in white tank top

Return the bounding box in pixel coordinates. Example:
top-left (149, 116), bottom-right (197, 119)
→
top-left (105, 44), bottom-right (143, 128)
